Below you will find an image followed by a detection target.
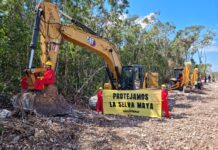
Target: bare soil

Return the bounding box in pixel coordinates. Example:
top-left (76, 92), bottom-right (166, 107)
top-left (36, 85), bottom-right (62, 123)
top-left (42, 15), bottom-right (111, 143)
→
top-left (0, 82), bottom-right (217, 150)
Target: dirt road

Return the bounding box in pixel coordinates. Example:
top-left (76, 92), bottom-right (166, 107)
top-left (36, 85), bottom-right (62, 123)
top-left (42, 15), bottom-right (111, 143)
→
top-left (1, 82), bottom-right (218, 149)
top-left (79, 82), bottom-right (218, 150)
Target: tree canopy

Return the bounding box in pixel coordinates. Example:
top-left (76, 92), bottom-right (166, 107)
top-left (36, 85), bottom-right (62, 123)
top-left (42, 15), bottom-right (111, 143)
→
top-left (0, 0), bottom-right (216, 98)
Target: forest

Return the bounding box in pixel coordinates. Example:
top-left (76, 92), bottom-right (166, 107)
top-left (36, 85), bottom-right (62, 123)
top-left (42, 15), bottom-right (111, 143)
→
top-left (0, 0), bottom-right (216, 100)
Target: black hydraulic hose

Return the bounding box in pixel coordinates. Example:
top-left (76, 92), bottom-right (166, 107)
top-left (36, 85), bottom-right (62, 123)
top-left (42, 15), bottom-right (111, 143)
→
top-left (70, 18), bottom-right (98, 36)
top-left (105, 67), bottom-right (116, 89)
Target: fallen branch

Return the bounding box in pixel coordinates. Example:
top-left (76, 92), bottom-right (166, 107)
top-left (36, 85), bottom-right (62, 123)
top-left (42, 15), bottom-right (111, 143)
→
top-left (75, 66), bottom-right (105, 96)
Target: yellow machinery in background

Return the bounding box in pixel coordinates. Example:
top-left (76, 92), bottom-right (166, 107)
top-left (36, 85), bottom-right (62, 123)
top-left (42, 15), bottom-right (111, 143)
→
top-left (169, 67), bottom-right (183, 90)
top-left (181, 62), bottom-right (192, 88)
top-left (169, 62), bottom-right (200, 91)
top-left (144, 72), bottom-right (159, 89)
top-left (191, 68), bottom-right (199, 86)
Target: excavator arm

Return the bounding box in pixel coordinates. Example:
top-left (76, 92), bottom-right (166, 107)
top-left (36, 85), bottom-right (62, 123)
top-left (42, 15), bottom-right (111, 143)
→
top-left (28, 2), bottom-right (122, 89)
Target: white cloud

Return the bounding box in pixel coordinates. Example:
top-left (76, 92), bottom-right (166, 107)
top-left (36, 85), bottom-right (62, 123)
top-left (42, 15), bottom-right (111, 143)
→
top-left (104, 13), bottom-right (127, 27)
top-left (204, 45), bottom-right (218, 52)
top-left (105, 12), bottom-right (158, 28)
top-left (211, 66), bottom-right (218, 72)
top-left (105, 20), bottom-right (113, 26)
top-left (119, 13), bottom-right (128, 20)
top-left (211, 40), bottom-right (216, 45)
top-left (135, 12), bottom-right (158, 29)
top-left (118, 0), bottom-right (123, 5)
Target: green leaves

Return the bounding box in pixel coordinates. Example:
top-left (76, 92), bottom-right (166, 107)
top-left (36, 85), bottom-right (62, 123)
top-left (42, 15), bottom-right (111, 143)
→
top-left (0, 1), bottom-right (216, 98)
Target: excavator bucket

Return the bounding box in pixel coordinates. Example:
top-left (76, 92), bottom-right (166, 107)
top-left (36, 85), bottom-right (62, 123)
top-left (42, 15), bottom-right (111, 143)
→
top-left (11, 85), bottom-right (72, 116)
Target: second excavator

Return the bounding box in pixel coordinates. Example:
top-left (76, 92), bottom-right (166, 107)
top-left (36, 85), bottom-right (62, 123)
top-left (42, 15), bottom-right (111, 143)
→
top-left (169, 62), bottom-right (201, 92)
top-left (12, 2), bottom-right (158, 116)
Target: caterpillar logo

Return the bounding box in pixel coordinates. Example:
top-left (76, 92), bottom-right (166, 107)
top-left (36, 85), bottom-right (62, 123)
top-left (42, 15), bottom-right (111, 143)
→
top-left (86, 36), bottom-right (96, 46)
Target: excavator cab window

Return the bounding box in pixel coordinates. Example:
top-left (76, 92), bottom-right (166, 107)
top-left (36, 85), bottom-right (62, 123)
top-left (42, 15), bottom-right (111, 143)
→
top-left (120, 65), bottom-right (144, 90)
top-left (174, 68), bottom-right (183, 81)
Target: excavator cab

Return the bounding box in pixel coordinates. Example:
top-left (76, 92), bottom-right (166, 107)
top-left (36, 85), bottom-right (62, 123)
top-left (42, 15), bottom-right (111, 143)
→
top-left (174, 68), bottom-right (183, 81)
top-left (169, 67), bottom-right (183, 90)
top-left (120, 65), bottom-right (144, 90)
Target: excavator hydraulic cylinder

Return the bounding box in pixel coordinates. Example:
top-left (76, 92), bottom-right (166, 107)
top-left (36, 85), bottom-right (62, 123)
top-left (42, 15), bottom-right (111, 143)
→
top-left (28, 8), bottom-right (43, 69)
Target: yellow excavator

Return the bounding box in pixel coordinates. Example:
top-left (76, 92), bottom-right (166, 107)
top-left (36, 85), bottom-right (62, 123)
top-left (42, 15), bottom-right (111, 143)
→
top-left (169, 62), bottom-right (200, 91)
top-left (169, 67), bottom-right (183, 90)
top-left (12, 2), bottom-right (158, 116)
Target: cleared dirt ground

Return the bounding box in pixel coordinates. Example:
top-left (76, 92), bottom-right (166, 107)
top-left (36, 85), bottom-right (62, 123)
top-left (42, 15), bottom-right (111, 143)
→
top-left (0, 82), bottom-right (217, 149)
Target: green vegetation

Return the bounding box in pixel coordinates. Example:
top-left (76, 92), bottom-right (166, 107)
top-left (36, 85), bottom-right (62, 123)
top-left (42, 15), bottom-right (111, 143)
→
top-left (0, 125), bottom-right (4, 134)
top-left (0, 0), bottom-right (216, 99)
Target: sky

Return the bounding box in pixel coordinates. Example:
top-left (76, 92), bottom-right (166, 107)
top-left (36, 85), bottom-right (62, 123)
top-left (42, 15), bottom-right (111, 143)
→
top-left (127, 0), bottom-right (218, 72)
